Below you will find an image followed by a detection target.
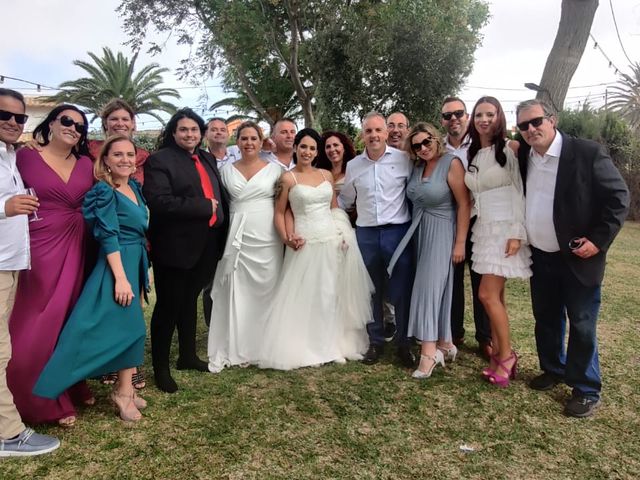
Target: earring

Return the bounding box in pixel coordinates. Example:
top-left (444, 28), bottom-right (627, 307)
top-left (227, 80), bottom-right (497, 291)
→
top-left (48, 131), bottom-right (53, 142)
top-left (107, 166), bottom-right (112, 173)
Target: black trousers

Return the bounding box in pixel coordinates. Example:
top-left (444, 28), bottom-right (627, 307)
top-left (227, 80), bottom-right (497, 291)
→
top-left (150, 233), bottom-right (221, 369)
top-left (450, 216), bottom-right (491, 344)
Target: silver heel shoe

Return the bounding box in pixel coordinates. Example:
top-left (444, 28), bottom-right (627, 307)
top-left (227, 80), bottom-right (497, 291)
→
top-left (411, 350), bottom-right (445, 379)
top-left (438, 344), bottom-right (458, 363)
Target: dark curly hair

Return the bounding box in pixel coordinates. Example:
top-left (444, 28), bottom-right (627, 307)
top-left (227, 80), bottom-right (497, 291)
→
top-left (315, 131), bottom-right (356, 174)
top-left (157, 108), bottom-right (205, 151)
top-left (32, 104), bottom-right (91, 159)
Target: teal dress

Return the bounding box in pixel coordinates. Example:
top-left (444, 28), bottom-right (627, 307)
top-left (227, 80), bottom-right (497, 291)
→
top-left (33, 180), bottom-right (149, 399)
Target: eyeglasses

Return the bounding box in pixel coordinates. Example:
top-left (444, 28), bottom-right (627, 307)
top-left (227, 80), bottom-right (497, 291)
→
top-left (517, 116), bottom-right (547, 131)
top-left (441, 110), bottom-right (465, 121)
top-left (569, 237), bottom-right (584, 250)
top-left (0, 109), bottom-right (29, 125)
top-left (411, 137), bottom-right (433, 152)
top-left (57, 115), bottom-right (86, 134)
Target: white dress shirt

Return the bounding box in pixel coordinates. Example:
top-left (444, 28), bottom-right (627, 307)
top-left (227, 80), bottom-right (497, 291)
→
top-left (444, 135), bottom-right (471, 169)
top-left (338, 145), bottom-right (412, 227)
top-left (211, 145), bottom-right (241, 170)
top-left (261, 151), bottom-right (295, 171)
top-left (525, 131), bottom-right (562, 252)
top-left (0, 141), bottom-right (30, 270)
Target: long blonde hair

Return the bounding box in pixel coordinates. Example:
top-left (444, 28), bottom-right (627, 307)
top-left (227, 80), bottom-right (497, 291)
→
top-left (94, 135), bottom-right (137, 188)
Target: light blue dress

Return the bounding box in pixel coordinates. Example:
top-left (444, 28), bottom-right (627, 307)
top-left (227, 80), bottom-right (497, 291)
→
top-left (33, 180), bottom-right (149, 399)
top-left (389, 154), bottom-right (457, 342)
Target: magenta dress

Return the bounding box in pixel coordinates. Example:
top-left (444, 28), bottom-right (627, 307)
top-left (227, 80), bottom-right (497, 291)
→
top-left (7, 149), bottom-right (94, 424)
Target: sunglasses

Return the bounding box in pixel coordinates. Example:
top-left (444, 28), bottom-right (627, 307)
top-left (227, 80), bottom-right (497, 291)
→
top-left (441, 110), bottom-right (465, 121)
top-left (517, 116), bottom-right (547, 131)
top-left (411, 137), bottom-right (433, 152)
top-left (57, 115), bottom-right (86, 134)
top-left (0, 109), bottom-right (29, 125)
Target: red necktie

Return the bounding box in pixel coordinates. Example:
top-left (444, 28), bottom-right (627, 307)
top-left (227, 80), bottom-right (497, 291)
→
top-left (191, 154), bottom-right (217, 226)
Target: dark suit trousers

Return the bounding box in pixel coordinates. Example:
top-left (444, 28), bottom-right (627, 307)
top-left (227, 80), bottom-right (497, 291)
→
top-left (450, 216), bottom-right (491, 344)
top-left (151, 232), bottom-right (221, 369)
top-left (530, 248), bottom-right (602, 399)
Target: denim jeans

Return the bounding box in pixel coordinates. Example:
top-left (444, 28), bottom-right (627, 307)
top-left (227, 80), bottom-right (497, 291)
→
top-left (530, 248), bottom-right (602, 399)
top-left (356, 223), bottom-right (413, 347)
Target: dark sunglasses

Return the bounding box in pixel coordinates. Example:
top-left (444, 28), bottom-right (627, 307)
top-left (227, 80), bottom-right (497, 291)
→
top-left (517, 116), bottom-right (547, 131)
top-left (411, 137), bottom-right (433, 152)
top-left (57, 115), bottom-right (86, 134)
top-left (441, 110), bottom-right (465, 121)
top-left (0, 109), bottom-right (29, 125)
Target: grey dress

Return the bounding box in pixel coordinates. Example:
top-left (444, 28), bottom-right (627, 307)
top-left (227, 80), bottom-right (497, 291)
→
top-left (389, 153), bottom-right (457, 342)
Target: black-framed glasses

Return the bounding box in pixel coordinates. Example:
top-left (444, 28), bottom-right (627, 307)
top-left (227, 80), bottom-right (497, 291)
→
top-left (411, 137), bottom-right (433, 152)
top-left (441, 110), bottom-right (465, 121)
top-left (57, 115), bottom-right (86, 134)
top-left (0, 109), bottom-right (29, 125)
top-left (517, 116), bottom-right (547, 131)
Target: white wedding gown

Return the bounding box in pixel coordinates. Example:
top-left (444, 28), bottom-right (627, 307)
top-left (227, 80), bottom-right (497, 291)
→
top-left (208, 162), bottom-right (283, 372)
top-left (258, 177), bottom-right (372, 370)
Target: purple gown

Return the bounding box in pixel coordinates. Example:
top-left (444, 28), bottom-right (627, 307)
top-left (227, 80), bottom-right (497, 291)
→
top-left (7, 149), bottom-right (94, 424)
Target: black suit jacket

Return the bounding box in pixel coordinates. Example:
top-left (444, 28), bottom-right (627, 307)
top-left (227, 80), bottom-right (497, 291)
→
top-left (143, 145), bottom-right (229, 269)
top-left (518, 131), bottom-right (629, 286)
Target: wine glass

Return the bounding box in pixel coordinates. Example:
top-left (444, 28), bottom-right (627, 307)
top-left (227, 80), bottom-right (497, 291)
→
top-left (25, 187), bottom-right (42, 222)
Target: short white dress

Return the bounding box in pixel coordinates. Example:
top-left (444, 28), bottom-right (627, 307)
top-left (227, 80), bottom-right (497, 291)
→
top-left (464, 142), bottom-right (532, 279)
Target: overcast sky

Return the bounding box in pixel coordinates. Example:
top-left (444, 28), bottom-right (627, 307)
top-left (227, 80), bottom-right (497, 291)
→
top-left (2, 0), bottom-right (639, 130)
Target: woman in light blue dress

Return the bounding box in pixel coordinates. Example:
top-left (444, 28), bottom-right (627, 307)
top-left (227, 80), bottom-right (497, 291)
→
top-left (389, 122), bottom-right (470, 379)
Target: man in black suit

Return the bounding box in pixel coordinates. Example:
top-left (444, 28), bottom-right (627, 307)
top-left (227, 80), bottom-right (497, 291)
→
top-left (144, 108), bottom-right (229, 393)
top-left (516, 99), bottom-right (629, 417)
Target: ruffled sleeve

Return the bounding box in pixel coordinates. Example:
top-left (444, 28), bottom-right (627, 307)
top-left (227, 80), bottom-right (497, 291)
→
top-left (505, 143), bottom-right (528, 241)
top-left (83, 181), bottom-right (121, 254)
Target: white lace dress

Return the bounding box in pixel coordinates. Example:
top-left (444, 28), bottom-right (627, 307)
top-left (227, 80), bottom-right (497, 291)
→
top-left (258, 175), bottom-right (372, 370)
top-left (464, 143), bottom-right (532, 279)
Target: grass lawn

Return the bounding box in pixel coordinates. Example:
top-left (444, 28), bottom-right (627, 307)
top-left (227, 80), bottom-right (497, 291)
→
top-left (3, 223), bottom-right (639, 479)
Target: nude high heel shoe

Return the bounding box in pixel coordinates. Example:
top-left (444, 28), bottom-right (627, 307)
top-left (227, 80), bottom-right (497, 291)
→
top-left (438, 344), bottom-right (458, 363)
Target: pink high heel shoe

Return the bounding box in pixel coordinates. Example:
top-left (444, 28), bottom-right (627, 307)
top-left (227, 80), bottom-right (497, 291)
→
top-left (487, 352), bottom-right (518, 388)
top-left (482, 354), bottom-right (499, 379)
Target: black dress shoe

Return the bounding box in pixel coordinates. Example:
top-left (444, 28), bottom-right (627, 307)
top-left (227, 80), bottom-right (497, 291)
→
top-left (397, 346), bottom-right (417, 369)
top-left (362, 345), bottom-right (384, 365)
top-left (176, 357), bottom-right (209, 372)
top-left (529, 372), bottom-right (562, 391)
top-left (564, 394), bottom-right (601, 418)
top-left (154, 367), bottom-right (178, 393)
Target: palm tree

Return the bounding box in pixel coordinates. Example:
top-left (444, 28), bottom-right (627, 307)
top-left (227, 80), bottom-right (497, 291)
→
top-left (49, 47), bottom-right (180, 123)
top-left (608, 63), bottom-right (640, 132)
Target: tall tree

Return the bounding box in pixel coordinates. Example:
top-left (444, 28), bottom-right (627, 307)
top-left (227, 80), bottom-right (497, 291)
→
top-left (608, 63), bottom-right (640, 132)
top-left (118, 0), bottom-right (489, 128)
top-left (50, 47), bottom-right (180, 122)
top-left (534, 0), bottom-right (599, 112)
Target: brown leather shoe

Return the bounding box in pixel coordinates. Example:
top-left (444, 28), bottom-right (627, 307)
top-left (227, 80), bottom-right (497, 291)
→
top-left (453, 337), bottom-right (465, 347)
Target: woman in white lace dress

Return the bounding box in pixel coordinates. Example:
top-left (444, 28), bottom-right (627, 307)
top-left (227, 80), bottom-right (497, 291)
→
top-left (258, 128), bottom-right (372, 370)
top-left (464, 97), bottom-right (532, 387)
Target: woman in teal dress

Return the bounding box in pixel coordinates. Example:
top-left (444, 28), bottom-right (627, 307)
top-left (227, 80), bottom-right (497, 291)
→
top-left (33, 135), bottom-right (149, 422)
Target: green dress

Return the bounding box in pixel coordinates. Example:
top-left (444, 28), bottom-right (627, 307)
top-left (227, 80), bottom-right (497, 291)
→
top-left (33, 180), bottom-right (149, 399)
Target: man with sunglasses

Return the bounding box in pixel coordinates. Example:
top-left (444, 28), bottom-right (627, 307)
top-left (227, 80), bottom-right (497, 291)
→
top-left (0, 88), bottom-right (60, 456)
top-left (516, 99), bottom-right (629, 418)
top-left (440, 97), bottom-right (492, 359)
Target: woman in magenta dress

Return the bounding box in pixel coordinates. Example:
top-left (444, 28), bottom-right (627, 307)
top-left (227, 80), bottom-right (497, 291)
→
top-left (7, 104), bottom-right (94, 426)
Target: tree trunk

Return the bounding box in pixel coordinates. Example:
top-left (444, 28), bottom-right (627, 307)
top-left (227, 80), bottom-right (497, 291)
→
top-left (536, 0), bottom-right (599, 112)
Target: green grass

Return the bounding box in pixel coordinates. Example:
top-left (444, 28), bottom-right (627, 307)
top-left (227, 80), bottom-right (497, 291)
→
top-left (3, 224), bottom-right (640, 479)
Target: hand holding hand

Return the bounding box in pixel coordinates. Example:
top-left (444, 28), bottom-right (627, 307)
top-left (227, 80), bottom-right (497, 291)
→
top-left (4, 194), bottom-right (39, 217)
top-left (504, 238), bottom-right (521, 257)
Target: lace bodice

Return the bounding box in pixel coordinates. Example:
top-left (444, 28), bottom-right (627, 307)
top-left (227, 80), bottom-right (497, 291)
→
top-left (289, 181), bottom-right (338, 242)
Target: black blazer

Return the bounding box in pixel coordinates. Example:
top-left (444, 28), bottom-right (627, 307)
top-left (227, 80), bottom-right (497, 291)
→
top-left (518, 131), bottom-right (629, 286)
top-left (143, 145), bottom-right (229, 269)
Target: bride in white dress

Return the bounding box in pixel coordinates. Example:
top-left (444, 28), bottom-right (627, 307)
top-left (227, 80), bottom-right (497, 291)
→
top-left (208, 122), bottom-right (283, 373)
top-left (258, 128), bottom-right (372, 370)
